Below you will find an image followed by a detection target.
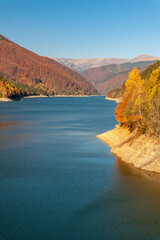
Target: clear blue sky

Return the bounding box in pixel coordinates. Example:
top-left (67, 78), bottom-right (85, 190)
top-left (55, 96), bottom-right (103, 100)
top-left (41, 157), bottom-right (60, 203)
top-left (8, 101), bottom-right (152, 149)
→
top-left (0, 0), bottom-right (160, 59)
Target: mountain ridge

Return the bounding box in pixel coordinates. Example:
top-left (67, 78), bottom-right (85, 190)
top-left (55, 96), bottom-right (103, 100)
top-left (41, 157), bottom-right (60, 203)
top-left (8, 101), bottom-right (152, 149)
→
top-left (51, 55), bottom-right (160, 72)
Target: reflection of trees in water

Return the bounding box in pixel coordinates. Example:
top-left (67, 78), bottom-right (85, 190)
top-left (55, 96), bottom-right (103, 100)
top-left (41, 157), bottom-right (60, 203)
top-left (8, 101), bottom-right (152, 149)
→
top-left (59, 157), bottom-right (160, 240)
top-left (0, 121), bottom-right (31, 128)
top-left (0, 121), bottom-right (33, 150)
top-left (115, 156), bottom-right (160, 183)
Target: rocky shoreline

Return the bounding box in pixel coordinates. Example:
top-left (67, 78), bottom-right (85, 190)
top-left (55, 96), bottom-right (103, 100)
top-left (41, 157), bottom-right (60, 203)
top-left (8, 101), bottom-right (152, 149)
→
top-left (97, 125), bottom-right (160, 174)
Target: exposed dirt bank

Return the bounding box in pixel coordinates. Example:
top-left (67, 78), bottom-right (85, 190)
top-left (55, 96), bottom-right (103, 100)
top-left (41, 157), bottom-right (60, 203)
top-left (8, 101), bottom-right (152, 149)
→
top-left (97, 125), bottom-right (160, 173)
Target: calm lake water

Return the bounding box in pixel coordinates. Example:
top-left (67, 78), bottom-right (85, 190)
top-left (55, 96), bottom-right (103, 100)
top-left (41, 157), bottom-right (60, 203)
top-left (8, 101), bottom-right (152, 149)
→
top-left (0, 96), bottom-right (160, 240)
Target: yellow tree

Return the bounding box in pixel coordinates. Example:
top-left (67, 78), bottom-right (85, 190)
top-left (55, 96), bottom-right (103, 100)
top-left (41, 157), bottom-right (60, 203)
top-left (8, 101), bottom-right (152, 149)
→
top-left (145, 66), bottom-right (160, 134)
top-left (126, 68), bottom-right (144, 124)
top-left (115, 68), bottom-right (145, 130)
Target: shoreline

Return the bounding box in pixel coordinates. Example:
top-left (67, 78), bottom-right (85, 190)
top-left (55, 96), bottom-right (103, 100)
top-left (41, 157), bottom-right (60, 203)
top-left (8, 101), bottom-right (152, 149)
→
top-left (106, 96), bottom-right (121, 103)
top-left (24, 94), bottom-right (100, 98)
top-left (53, 95), bottom-right (100, 97)
top-left (97, 125), bottom-right (160, 174)
top-left (0, 94), bottom-right (101, 102)
top-left (0, 97), bottom-right (13, 102)
top-left (23, 95), bottom-right (49, 98)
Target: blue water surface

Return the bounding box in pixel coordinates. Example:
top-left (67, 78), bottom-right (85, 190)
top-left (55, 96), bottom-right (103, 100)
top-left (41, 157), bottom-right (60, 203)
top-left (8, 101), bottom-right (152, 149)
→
top-left (0, 96), bottom-right (160, 240)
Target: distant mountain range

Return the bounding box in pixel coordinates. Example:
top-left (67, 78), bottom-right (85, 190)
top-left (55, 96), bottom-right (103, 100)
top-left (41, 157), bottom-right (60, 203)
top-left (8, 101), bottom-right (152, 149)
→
top-left (81, 61), bottom-right (157, 94)
top-left (1, 34), bottom-right (158, 97)
top-left (0, 34), bottom-right (98, 96)
top-left (51, 55), bottom-right (160, 72)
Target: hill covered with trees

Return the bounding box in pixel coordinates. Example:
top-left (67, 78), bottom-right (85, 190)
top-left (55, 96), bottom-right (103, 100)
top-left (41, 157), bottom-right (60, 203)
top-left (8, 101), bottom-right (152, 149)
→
top-left (0, 75), bottom-right (21, 99)
top-left (115, 62), bottom-right (160, 136)
top-left (98, 61), bottom-right (160, 174)
top-left (0, 34), bottom-right (98, 96)
top-left (0, 75), bottom-right (53, 100)
top-left (81, 61), bottom-right (156, 94)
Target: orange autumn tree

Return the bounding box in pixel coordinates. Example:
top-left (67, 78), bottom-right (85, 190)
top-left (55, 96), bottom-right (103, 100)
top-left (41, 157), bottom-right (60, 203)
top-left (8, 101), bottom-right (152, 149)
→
top-left (114, 62), bottom-right (160, 136)
top-left (115, 68), bottom-right (145, 130)
top-left (114, 94), bottom-right (129, 124)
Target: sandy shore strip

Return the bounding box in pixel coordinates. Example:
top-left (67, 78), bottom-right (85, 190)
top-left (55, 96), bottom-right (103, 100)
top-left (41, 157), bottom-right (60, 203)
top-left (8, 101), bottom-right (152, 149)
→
top-left (53, 94), bottom-right (101, 97)
top-left (0, 98), bottom-right (13, 102)
top-left (24, 95), bottom-right (49, 98)
top-left (97, 125), bottom-right (160, 174)
top-left (1, 95), bottom-right (100, 101)
top-left (54, 95), bottom-right (93, 97)
top-left (24, 95), bottom-right (100, 98)
top-left (106, 96), bottom-right (121, 103)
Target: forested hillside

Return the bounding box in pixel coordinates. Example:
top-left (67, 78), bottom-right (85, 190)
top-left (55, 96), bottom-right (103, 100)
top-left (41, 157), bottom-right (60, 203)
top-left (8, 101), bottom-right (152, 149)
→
top-left (115, 62), bottom-right (160, 136)
top-left (81, 61), bottom-right (156, 93)
top-left (0, 34), bottom-right (98, 96)
top-left (0, 75), bottom-right (21, 99)
top-left (0, 75), bottom-right (52, 99)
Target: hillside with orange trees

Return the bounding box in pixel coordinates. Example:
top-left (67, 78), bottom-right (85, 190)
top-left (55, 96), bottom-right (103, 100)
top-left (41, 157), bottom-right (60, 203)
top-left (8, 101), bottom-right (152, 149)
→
top-left (0, 75), bottom-right (54, 100)
top-left (0, 75), bottom-right (21, 99)
top-left (0, 34), bottom-right (98, 96)
top-left (97, 62), bottom-right (160, 173)
top-left (115, 63), bottom-right (160, 136)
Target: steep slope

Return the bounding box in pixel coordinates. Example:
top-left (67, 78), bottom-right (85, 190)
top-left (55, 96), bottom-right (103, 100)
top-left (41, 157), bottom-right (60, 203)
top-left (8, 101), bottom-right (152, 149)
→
top-left (81, 61), bottom-right (156, 94)
top-left (0, 34), bottom-right (98, 96)
top-left (52, 55), bottom-right (160, 72)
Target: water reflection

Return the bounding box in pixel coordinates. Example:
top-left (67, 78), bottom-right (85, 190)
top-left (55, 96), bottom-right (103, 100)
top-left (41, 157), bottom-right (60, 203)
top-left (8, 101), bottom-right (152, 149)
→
top-left (0, 97), bottom-right (160, 240)
top-left (0, 121), bottom-right (32, 128)
top-left (0, 121), bottom-right (33, 149)
top-left (115, 157), bottom-right (160, 183)
top-left (59, 157), bottom-right (160, 240)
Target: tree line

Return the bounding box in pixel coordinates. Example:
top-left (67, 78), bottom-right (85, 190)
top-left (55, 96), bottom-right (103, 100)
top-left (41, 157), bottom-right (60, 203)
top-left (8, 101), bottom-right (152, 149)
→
top-left (115, 62), bottom-right (160, 136)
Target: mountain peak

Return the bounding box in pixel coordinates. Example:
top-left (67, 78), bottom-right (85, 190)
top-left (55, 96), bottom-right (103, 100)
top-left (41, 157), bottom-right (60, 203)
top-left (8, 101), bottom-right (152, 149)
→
top-left (131, 54), bottom-right (160, 62)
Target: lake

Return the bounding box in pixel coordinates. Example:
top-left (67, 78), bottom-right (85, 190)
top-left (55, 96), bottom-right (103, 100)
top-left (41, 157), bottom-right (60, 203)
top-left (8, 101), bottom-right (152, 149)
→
top-left (0, 96), bottom-right (160, 240)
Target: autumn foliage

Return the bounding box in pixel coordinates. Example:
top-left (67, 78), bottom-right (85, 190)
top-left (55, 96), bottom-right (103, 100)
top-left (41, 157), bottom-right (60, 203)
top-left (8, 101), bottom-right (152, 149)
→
top-left (0, 76), bottom-right (21, 99)
top-left (115, 65), bottom-right (160, 136)
top-left (0, 34), bottom-right (98, 96)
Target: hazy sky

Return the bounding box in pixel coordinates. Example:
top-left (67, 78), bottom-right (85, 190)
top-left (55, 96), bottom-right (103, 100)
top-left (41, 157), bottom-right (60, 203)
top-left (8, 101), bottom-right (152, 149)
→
top-left (0, 0), bottom-right (160, 58)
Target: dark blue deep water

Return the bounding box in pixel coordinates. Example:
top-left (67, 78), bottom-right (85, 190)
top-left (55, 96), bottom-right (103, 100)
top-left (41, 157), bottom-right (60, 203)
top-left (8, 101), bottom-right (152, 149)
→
top-left (0, 96), bottom-right (160, 240)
